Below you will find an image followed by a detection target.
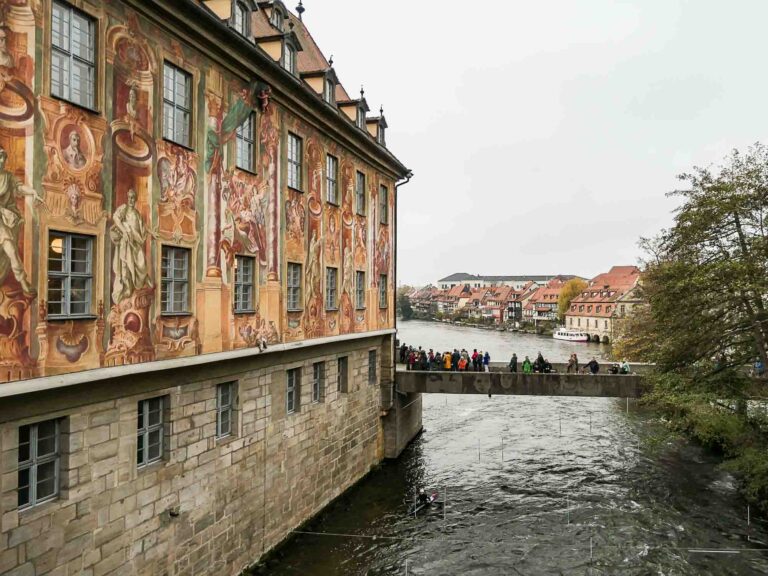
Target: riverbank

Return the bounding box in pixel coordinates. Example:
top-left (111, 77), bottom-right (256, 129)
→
top-left (402, 315), bottom-right (558, 337)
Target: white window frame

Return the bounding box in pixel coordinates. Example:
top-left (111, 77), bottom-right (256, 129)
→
top-left (287, 132), bottom-right (302, 190)
top-left (283, 43), bottom-right (297, 75)
top-left (325, 267), bottom-right (338, 310)
top-left (324, 78), bottom-right (335, 105)
top-left (216, 382), bottom-right (234, 439)
top-left (162, 61), bottom-right (192, 148)
top-left (287, 368), bottom-right (300, 414)
top-left (379, 274), bottom-right (388, 308)
top-left (233, 1), bottom-right (249, 36)
top-left (326, 154), bottom-right (339, 204)
top-left (51, 0), bottom-right (96, 110)
top-left (17, 419), bottom-right (60, 510)
top-left (287, 262), bottom-right (302, 311)
top-left (236, 112), bottom-right (256, 173)
top-left (355, 171), bottom-right (366, 215)
top-left (47, 231), bottom-right (94, 319)
top-left (355, 271), bottom-right (365, 310)
top-left (312, 361), bottom-right (325, 403)
top-left (379, 185), bottom-right (388, 225)
top-left (234, 255), bottom-right (256, 313)
top-left (161, 246), bottom-right (190, 314)
top-left (137, 397), bottom-right (164, 468)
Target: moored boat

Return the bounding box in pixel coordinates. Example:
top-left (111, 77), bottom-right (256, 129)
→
top-left (553, 327), bottom-right (589, 342)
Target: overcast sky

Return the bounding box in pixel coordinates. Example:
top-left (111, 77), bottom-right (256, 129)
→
top-left (302, 0), bottom-right (768, 286)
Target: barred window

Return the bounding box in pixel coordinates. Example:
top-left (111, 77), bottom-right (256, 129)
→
top-left (18, 419), bottom-right (60, 509)
top-left (355, 171), bottom-right (366, 215)
top-left (217, 382), bottom-right (234, 439)
top-left (234, 255), bottom-right (256, 313)
top-left (287, 263), bottom-right (302, 311)
top-left (326, 154), bottom-right (339, 204)
top-left (325, 267), bottom-right (338, 310)
top-left (287, 368), bottom-right (300, 414)
top-left (161, 246), bottom-right (190, 314)
top-left (337, 356), bottom-right (348, 393)
top-left (137, 397), bottom-right (164, 468)
top-left (379, 185), bottom-right (388, 224)
top-left (368, 350), bottom-right (377, 385)
top-left (51, 1), bottom-right (96, 109)
top-left (379, 274), bottom-right (388, 308)
top-left (312, 362), bottom-right (325, 403)
top-left (287, 133), bottom-right (302, 190)
top-left (47, 231), bottom-right (93, 318)
top-left (355, 271), bottom-right (365, 309)
top-left (236, 112), bottom-right (256, 173)
top-left (163, 62), bottom-right (192, 147)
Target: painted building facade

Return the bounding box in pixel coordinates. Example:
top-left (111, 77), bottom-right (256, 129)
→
top-left (0, 1), bottom-right (412, 574)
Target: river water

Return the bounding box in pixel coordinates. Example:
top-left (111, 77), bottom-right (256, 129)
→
top-left (251, 321), bottom-right (768, 575)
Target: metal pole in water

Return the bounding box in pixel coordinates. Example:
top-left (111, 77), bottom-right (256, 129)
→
top-left (626, 397), bottom-right (629, 414)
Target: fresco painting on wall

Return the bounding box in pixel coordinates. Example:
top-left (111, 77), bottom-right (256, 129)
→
top-left (303, 139), bottom-right (323, 338)
top-left (0, 2), bottom-right (398, 384)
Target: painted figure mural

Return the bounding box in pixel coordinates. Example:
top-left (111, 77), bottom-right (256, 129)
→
top-left (0, 146), bottom-right (41, 296)
top-left (111, 189), bottom-right (152, 304)
top-left (0, 1), bottom-right (400, 383)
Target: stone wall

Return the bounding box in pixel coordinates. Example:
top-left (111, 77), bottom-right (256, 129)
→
top-left (0, 335), bottom-right (391, 576)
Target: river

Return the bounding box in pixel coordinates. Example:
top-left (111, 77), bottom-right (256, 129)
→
top-left (251, 321), bottom-right (768, 575)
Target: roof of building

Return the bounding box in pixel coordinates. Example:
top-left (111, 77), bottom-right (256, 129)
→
top-left (437, 273), bottom-right (571, 283)
top-left (567, 266), bottom-right (642, 316)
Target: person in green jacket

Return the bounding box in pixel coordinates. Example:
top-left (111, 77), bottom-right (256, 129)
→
top-left (522, 356), bottom-right (533, 374)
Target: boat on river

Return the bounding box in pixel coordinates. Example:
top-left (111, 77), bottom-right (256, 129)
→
top-left (553, 327), bottom-right (589, 342)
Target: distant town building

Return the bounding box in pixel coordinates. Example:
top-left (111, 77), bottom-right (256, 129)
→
top-left (523, 276), bottom-right (576, 323)
top-left (565, 266), bottom-right (643, 343)
top-left (436, 273), bottom-right (570, 291)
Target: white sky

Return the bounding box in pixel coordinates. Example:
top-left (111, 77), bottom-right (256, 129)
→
top-left (301, 0), bottom-right (768, 286)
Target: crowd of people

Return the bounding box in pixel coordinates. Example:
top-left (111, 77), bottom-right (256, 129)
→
top-left (398, 344), bottom-right (632, 375)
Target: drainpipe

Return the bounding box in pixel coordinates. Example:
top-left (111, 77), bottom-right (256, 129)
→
top-left (388, 170), bottom-right (413, 409)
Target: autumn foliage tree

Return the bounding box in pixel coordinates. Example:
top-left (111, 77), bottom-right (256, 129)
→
top-left (557, 278), bottom-right (588, 322)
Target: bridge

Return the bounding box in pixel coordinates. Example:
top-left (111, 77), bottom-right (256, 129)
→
top-left (395, 362), bottom-right (651, 398)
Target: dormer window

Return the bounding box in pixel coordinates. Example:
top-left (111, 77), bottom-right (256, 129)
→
top-left (233, 2), bottom-right (249, 36)
top-left (324, 78), bottom-right (335, 105)
top-left (377, 124), bottom-right (386, 145)
top-left (271, 8), bottom-right (284, 30)
top-left (283, 43), bottom-right (297, 75)
top-left (356, 106), bottom-right (366, 129)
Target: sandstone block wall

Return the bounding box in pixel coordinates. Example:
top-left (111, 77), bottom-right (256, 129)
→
top-left (0, 335), bottom-right (390, 576)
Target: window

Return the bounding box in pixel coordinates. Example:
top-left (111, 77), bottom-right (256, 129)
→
top-left (271, 8), bottom-right (283, 29)
top-left (379, 274), bottom-right (388, 308)
top-left (355, 271), bottom-right (365, 309)
top-left (368, 350), bottom-right (377, 385)
top-left (356, 107), bottom-right (366, 129)
top-left (236, 112), bottom-right (256, 173)
top-left (51, 1), bottom-right (96, 109)
top-left (620, 305), bottom-right (626, 316)
top-left (326, 154), bottom-right (339, 204)
top-left (377, 125), bottom-right (386, 145)
top-left (287, 133), bottom-right (302, 190)
top-left (604, 320), bottom-right (608, 329)
top-left (47, 231), bottom-right (93, 318)
top-left (233, 2), bottom-right (248, 36)
top-left (355, 171), bottom-right (366, 215)
top-left (217, 382), bottom-right (234, 438)
top-left (379, 185), bottom-right (388, 224)
top-left (137, 397), bottom-right (164, 468)
top-left (326, 267), bottom-right (338, 310)
top-left (234, 255), bottom-right (255, 313)
top-left (161, 246), bottom-right (190, 314)
top-left (283, 43), bottom-right (296, 75)
top-left (569, 317), bottom-right (573, 326)
top-left (287, 262), bottom-right (302, 311)
top-left (312, 361), bottom-right (325, 403)
top-left (577, 318), bottom-right (581, 327)
top-left (287, 368), bottom-right (300, 414)
top-left (163, 62), bottom-right (192, 147)
top-left (337, 356), bottom-right (348, 393)
top-left (18, 419), bottom-right (60, 509)
top-left (324, 78), bottom-right (335, 105)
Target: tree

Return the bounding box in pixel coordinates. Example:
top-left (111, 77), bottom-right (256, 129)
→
top-left (397, 292), bottom-right (414, 320)
top-left (557, 278), bottom-right (588, 322)
top-left (637, 143), bottom-right (768, 380)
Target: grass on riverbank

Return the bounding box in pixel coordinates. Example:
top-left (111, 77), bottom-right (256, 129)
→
top-left (642, 370), bottom-right (768, 513)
